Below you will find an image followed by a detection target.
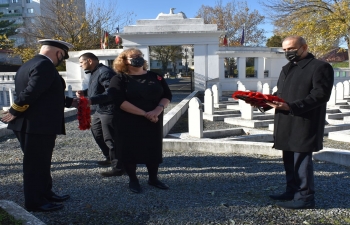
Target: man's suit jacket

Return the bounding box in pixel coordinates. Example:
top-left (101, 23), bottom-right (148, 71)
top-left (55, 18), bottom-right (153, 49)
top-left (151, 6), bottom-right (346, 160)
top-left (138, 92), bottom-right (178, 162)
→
top-left (8, 54), bottom-right (72, 135)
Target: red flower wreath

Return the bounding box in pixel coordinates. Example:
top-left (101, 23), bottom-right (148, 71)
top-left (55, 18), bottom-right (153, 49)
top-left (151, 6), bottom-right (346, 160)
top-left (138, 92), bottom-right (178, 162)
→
top-left (77, 97), bottom-right (91, 130)
top-left (232, 91), bottom-right (285, 111)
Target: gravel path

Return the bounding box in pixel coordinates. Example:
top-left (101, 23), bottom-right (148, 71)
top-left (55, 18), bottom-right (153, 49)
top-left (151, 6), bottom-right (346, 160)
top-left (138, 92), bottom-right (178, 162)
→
top-left (1, 92), bottom-right (350, 224)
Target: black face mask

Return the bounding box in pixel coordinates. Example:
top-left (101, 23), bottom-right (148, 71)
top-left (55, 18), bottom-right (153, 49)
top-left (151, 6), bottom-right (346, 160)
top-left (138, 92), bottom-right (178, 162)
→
top-left (56, 52), bottom-right (64, 67)
top-left (129, 57), bottom-right (145, 67)
top-left (285, 46), bottom-right (304, 62)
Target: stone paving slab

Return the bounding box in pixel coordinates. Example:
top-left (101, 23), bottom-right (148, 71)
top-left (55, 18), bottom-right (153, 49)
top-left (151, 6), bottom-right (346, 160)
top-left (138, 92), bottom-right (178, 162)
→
top-left (224, 117), bottom-right (275, 128)
top-left (328, 130), bottom-right (350, 142)
top-left (203, 113), bottom-right (241, 121)
top-left (326, 112), bottom-right (350, 119)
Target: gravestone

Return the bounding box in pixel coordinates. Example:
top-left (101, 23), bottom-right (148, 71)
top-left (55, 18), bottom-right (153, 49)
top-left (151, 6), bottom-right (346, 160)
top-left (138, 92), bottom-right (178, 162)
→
top-left (188, 97), bottom-right (203, 138)
top-left (262, 83), bottom-right (270, 94)
top-left (328, 85), bottom-right (336, 106)
top-left (336, 82), bottom-right (344, 100)
top-left (204, 88), bottom-right (214, 115)
top-left (212, 84), bottom-right (219, 105)
top-left (343, 80), bottom-right (349, 97)
top-left (257, 81), bottom-right (263, 93)
top-left (68, 85), bottom-right (73, 98)
top-left (240, 100), bottom-right (253, 120)
top-left (272, 86), bottom-right (277, 94)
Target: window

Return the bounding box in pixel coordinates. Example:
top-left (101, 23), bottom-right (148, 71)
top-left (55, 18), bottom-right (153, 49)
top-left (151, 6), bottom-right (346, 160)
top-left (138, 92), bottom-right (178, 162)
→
top-left (156, 62), bottom-right (160, 66)
top-left (246, 57), bottom-right (256, 78)
top-left (179, 62), bottom-right (182, 66)
top-left (224, 57), bottom-right (238, 78)
top-left (192, 62), bottom-right (194, 66)
top-left (12, 0), bottom-right (19, 3)
top-left (27, 8), bottom-right (33, 13)
top-left (26, 0), bottom-right (31, 3)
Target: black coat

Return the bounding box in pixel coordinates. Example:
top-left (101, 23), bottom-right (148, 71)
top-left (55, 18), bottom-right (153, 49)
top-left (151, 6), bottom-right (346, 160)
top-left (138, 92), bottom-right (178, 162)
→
top-left (273, 53), bottom-right (334, 152)
top-left (83, 63), bottom-right (116, 115)
top-left (7, 54), bottom-right (72, 135)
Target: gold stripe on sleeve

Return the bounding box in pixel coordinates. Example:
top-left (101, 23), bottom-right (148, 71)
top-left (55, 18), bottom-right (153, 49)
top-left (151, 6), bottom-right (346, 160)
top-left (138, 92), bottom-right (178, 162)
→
top-left (11, 103), bottom-right (29, 112)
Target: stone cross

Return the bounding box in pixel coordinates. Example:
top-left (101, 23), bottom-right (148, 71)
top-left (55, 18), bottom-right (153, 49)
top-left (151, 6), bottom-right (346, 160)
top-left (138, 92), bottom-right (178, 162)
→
top-left (188, 97), bottom-right (203, 138)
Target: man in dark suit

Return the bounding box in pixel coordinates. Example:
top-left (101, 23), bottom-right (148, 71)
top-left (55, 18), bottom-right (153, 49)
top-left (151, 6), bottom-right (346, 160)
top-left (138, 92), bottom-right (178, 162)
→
top-left (77, 52), bottom-right (124, 177)
top-left (265, 36), bottom-right (334, 209)
top-left (1, 39), bottom-right (76, 212)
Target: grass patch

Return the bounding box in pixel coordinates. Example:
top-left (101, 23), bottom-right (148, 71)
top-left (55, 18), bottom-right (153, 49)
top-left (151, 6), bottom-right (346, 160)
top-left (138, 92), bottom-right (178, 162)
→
top-left (0, 207), bottom-right (23, 225)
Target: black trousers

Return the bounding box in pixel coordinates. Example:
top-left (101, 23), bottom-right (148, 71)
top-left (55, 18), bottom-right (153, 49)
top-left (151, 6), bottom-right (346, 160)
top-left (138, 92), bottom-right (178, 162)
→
top-left (14, 131), bottom-right (56, 208)
top-left (91, 112), bottom-right (114, 160)
top-left (283, 151), bottom-right (315, 201)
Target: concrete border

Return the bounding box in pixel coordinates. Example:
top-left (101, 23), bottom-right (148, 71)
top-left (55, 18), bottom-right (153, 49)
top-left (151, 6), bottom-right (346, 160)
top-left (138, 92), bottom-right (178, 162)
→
top-left (0, 200), bottom-right (46, 225)
top-left (163, 138), bottom-right (350, 167)
top-left (163, 91), bottom-right (199, 137)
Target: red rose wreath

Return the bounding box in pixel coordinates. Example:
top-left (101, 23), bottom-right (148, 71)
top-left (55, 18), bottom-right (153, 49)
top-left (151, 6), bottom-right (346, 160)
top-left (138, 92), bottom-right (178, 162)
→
top-left (77, 97), bottom-right (91, 130)
top-left (232, 91), bottom-right (285, 112)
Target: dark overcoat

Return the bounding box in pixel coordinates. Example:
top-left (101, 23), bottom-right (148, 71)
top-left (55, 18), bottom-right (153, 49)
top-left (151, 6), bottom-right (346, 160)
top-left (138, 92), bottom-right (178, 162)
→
top-left (273, 53), bottom-right (334, 152)
top-left (7, 54), bottom-right (72, 135)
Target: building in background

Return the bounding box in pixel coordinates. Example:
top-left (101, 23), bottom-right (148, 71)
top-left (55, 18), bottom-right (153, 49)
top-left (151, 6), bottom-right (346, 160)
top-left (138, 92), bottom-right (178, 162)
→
top-left (0, 0), bottom-right (85, 47)
top-left (149, 45), bottom-right (195, 76)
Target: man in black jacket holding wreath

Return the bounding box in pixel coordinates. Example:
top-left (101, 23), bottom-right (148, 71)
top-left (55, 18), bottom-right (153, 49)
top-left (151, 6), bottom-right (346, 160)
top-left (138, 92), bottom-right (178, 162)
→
top-left (77, 52), bottom-right (124, 177)
top-left (264, 36), bottom-right (334, 209)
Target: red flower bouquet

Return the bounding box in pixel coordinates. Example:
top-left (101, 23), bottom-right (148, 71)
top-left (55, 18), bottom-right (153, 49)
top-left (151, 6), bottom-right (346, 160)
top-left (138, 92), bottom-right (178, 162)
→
top-left (77, 97), bottom-right (91, 130)
top-left (232, 91), bottom-right (285, 112)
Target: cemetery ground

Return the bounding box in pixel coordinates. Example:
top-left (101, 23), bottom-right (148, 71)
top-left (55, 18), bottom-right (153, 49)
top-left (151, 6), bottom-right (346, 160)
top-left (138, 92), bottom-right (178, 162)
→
top-left (1, 102), bottom-right (350, 224)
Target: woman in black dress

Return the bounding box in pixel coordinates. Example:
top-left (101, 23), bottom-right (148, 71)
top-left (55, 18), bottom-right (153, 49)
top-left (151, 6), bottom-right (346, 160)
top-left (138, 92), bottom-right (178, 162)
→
top-left (108, 48), bottom-right (172, 193)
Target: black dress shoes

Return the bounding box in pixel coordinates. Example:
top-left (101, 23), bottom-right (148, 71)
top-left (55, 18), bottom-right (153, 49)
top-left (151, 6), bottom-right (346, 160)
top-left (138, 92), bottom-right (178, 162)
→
top-left (97, 159), bottom-right (111, 166)
top-left (47, 194), bottom-right (70, 202)
top-left (276, 199), bottom-right (315, 209)
top-left (269, 192), bottom-right (294, 201)
top-left (26, 203), bottom-right (64, 212)
top-left (148, 179), bottom-right (169, 190)
top-left (129, 180), bottom-right (142, 193)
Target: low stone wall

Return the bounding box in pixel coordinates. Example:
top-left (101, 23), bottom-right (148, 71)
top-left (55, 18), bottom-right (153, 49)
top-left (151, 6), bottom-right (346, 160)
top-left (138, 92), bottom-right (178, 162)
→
top-left (163, 91), bottom-right (199, 137)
